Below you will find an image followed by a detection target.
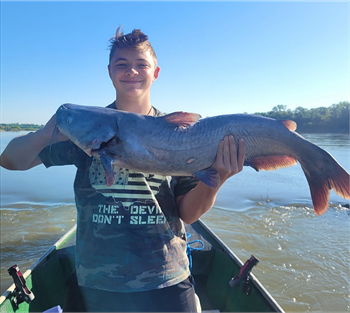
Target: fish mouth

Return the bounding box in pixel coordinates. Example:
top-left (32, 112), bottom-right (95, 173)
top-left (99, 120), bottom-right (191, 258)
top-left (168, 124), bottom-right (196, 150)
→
top-left (90, 136), bottom-right (121, 156)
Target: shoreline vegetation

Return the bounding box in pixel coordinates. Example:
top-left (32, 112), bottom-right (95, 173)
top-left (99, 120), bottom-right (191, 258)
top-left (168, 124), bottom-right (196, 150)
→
top-left (254, 101), bottom-right (349, 133)
top-left (1, 101), bottom-right (349, 133)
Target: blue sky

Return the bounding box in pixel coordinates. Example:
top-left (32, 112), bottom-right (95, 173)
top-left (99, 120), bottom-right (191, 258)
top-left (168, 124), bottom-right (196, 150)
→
top-left (1, 1), bottom-right (349, 124)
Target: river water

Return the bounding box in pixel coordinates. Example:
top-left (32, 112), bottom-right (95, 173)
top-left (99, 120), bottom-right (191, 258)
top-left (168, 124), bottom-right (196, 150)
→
top-left (1, 131), bottom-right (349, 312)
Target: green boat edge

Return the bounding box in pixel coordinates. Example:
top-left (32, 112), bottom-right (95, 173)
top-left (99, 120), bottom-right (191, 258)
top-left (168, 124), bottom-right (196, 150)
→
top-left (0, 220), bottom-right (284, 312)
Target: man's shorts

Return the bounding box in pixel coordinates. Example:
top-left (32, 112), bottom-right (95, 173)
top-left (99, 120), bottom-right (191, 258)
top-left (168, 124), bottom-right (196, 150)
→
top-left (63, 272), bottom-right (197, 312)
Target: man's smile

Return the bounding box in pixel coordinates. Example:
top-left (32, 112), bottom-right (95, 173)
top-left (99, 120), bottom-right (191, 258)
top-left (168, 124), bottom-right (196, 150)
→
top-left (121, 80), bottom-right (142, 84)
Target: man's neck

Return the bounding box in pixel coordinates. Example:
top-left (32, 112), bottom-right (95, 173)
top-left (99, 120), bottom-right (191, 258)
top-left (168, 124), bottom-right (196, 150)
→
top-left (114, 96), bottom-right (153, 115)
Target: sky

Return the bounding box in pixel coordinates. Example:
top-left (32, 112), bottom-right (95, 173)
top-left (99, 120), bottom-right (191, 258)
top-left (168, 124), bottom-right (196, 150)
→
top-left (1, 1), bottom-right (349, 124)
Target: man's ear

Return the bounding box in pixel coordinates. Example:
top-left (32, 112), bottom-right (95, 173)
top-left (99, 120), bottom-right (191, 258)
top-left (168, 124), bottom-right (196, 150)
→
top-left (108, 64), bottom-right (112, 79)
top-left (153, 66), bottom-right (160, 81)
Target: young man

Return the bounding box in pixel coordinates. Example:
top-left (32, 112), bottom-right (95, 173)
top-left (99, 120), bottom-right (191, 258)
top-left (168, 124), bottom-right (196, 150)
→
top-left (0, 28), bottom-right (245, 312)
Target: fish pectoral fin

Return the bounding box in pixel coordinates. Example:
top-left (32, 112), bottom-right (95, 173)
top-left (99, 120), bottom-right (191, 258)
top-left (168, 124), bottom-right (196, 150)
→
top-left (99, 155), bottom-right (116, 187)
top-left (193, 167), bottom-right (220, 189)
top-left (246, 155), bottom-right (297, 171)
top-left (162, 112), bottom-right (201, 127)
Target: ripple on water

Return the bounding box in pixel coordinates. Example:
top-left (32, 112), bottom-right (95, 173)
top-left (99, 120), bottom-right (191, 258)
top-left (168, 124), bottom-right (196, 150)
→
top-left (0, 203), bottom-right (77, 294)
top-left (202, 202), bottom-right (350, 312)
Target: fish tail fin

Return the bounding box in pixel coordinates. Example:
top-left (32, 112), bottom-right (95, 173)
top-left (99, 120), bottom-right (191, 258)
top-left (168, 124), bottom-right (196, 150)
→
top-left (329, 170), bottom-right (350, 200)
top-left (300, 156), bottom-right (350, 216)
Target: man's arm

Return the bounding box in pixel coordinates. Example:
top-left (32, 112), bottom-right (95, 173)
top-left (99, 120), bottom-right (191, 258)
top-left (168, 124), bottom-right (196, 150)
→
top-left (0, 114), bottom-right (68, 170)
top-left (177, 135), bottom-right (245, 224)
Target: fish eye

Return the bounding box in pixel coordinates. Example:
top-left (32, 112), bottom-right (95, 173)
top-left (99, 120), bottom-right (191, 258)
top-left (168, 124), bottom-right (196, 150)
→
top-left (67, 117), bottom-right (72, 124)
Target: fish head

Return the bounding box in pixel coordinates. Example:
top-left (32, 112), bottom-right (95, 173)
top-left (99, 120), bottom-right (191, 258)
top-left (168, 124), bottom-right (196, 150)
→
top-left (56, 103), bottom-right (120, 156)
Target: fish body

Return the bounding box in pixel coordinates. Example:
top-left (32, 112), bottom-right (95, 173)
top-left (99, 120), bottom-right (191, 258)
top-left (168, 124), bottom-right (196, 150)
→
top-left (56, 103), bottom-right (350, 215)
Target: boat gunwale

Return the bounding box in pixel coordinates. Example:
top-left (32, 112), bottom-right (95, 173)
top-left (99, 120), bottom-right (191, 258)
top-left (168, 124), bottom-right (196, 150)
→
top-left (0, 225), bottom-right (77, 306)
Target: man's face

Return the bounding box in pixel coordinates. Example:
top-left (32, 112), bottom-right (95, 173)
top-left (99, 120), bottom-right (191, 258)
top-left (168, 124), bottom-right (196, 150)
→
top-left (108, 48), bottom-right (160, 99)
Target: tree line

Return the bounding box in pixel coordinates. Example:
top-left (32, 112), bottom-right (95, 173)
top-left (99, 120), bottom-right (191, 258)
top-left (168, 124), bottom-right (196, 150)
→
top-left (254, 101), bottom-right (349, 133)
top-left (1, 101), bottom-right (349, 133)
top-left (0, 123), bottom-right (44, 132)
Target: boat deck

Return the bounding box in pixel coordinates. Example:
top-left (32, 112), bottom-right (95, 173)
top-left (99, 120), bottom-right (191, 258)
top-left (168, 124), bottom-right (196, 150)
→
top-left (0, 221), bottom-right (284, 312)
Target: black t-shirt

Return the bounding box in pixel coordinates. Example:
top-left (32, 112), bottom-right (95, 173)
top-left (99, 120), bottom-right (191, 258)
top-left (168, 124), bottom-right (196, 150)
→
top-left (39, 103), bottom-right (198, 292)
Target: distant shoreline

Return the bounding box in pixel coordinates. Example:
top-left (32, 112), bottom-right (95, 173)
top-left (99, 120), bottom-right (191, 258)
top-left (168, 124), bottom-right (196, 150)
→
top-left (0, 125), bottom-right (43, 132)
top-left (1, 101), bottom-right (349, 134)
top-left (0, 125), bottom-right (348, 134)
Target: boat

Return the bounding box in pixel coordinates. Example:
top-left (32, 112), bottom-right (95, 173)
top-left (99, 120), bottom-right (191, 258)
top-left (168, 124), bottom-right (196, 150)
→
top-left (0, 219), bottom-right (284, 312)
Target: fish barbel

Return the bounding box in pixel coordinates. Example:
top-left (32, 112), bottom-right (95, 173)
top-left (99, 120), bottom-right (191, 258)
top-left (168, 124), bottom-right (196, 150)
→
top-left (55, 103), bottom-right (350, 215)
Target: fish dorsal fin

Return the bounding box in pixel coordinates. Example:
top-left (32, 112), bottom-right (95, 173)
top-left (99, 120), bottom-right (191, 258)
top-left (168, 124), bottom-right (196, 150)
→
top-left (163, 112), bottom-right (201, 127)
top-left (280, 120), bottom-right (297, 131)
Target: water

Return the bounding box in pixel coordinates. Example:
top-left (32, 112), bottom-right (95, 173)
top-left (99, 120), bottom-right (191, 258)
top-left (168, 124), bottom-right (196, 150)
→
top-left (1, 131), bottom-right (349, 312)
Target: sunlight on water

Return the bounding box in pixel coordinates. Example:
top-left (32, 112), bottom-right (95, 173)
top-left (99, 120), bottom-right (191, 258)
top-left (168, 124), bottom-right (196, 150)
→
top-left (202, 203), bottom-right (350, 312)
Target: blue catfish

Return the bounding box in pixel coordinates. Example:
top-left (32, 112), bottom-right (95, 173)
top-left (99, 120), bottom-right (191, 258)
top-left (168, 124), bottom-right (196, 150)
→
top-left (55, 103), bottom-right (350, 215)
